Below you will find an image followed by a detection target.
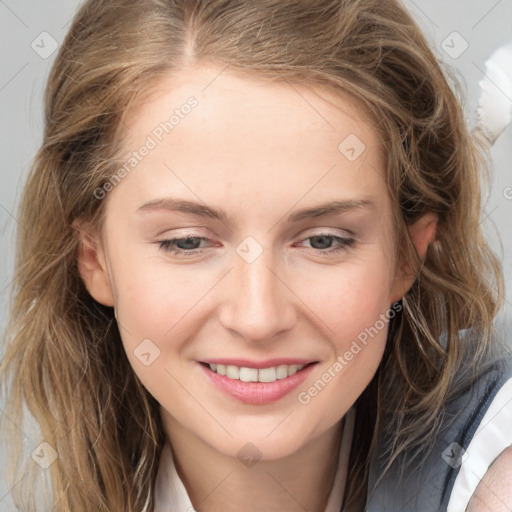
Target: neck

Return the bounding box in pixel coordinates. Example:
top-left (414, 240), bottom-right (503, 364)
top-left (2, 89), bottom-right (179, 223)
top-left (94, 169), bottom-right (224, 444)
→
top-left (160, 413), bottom-right (345, 512)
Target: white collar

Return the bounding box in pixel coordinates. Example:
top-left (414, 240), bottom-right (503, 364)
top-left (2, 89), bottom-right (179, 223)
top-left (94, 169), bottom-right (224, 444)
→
top-left (153, 407), bottom-right (356, 512)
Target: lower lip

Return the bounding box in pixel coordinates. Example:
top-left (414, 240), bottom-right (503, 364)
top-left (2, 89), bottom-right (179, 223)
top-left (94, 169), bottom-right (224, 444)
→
top-left (199, 362), bottom-right (318, 405)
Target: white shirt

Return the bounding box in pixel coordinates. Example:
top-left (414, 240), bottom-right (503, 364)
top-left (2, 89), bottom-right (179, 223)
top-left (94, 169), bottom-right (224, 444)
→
top-left (153, 407), bottom-right (356, 512)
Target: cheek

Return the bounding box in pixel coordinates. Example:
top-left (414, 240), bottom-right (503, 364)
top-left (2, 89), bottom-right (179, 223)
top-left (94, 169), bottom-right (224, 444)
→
top-left (292, 257), bottom-right (392, 417)
top-left (296, 255), bottom-right (394, 342)
top-left (297, 293), bottom-right (391, 430)
top-left (113, 253), bottom-right (215, 341)
top-left (111, 262), bottom-right (198, 399)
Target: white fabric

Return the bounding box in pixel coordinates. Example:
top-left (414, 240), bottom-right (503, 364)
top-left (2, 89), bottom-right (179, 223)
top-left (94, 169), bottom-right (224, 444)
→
top-left (447, 377), bottom-right (512, 512)
top-left (152, 438), bottom-right (197, 512)
top-left (476, 42), bottom-right (512, 145)
top-left (153, 407), bottom-right (356, 512)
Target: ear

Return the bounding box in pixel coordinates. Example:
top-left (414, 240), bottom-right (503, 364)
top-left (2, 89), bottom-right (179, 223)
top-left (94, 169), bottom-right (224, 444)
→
top-left (389, 212), bottom-right (438, 304)
top-left (73, 220), bottom-right (115, 307)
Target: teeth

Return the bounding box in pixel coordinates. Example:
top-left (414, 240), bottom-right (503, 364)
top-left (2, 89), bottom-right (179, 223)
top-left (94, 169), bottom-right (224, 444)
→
top-left (239, 367), bottom-right (259, 382)
top-left (258, 367), bottom-right (276, 382)
top-left (226, 365), bottom-right (239, 379)
top-left (276, 365), bottom-right (288, 379)
top-left (208, 363), bottom-right (306, 382)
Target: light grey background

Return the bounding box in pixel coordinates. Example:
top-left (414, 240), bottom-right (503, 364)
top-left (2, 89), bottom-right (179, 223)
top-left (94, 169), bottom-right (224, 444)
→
top-left (0, 1), bottom-right (511, 510)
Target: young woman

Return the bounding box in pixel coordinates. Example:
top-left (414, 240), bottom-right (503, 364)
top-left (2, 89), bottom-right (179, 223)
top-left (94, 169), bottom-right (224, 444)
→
top-left (1, 1), bottom-right (511, 511)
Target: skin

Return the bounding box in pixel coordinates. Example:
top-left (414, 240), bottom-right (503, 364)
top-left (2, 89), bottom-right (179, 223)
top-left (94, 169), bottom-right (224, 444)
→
top-left (467, 446), bottom-right (512, 511)
top-left (77, 63), bottom-right (439, 512)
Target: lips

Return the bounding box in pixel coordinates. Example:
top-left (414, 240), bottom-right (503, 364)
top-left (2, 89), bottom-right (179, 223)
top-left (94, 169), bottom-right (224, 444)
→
top-left (198, 358), bottom-right (318, 405)
top-left (199, 358), bottom-right (318, 383)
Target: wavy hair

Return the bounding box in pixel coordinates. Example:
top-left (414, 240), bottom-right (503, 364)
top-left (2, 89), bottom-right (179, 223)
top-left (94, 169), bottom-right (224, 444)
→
top-left (0, 0), bottom-right (505, 510)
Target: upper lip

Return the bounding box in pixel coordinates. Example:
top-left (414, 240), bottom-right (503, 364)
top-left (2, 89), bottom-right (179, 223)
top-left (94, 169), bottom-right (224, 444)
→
top-left (199, 358), bottom-right (318, 369)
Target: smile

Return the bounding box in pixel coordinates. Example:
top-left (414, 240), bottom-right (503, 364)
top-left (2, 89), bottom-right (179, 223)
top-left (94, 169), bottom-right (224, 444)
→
top-left (205, 363), bottom-right (308, 382)
top-left (198, 360), bottom-right (318, 405)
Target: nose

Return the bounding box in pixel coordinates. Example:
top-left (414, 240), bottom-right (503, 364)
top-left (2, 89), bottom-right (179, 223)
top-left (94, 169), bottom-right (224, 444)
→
top-left (218, 242), bottom-right (297, 343)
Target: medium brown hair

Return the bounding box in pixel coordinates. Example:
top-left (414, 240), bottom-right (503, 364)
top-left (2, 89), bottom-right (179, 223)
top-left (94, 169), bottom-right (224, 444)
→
top-left (0, 0), bottom-right (504, 510)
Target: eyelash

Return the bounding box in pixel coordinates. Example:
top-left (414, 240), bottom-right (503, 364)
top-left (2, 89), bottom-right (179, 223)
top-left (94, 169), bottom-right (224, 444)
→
top-left (157, 233), bottom-right (355, 257)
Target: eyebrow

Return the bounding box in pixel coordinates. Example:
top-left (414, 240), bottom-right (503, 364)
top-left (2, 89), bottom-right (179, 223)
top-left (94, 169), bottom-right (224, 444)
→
top-left (137, 197), bottom-right (376, 223)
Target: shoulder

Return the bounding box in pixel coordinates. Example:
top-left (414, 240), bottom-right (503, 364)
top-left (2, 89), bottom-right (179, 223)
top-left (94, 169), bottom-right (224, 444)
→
top-left (466, 445), bottom-right (512, 511)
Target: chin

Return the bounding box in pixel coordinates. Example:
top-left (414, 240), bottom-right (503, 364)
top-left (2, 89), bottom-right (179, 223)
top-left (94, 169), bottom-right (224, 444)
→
top-left (206, 428), bottom-right (310, 463)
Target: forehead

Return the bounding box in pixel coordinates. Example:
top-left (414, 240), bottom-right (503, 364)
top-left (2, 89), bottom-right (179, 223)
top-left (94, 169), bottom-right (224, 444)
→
top-left (110, 63), bottom-right (388, 217)
top-left (122, 62), bottom-right (381, 149)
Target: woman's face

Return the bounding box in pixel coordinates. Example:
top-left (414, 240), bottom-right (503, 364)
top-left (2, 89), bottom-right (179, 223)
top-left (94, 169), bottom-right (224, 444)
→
top-left (80, 63), bottom-right (420, 461)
